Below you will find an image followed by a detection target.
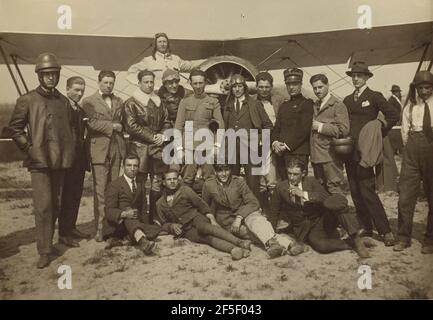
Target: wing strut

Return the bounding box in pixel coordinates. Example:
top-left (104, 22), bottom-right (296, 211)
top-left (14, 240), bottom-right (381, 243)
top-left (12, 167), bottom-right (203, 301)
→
top-left (11, 54), bottom-right (29, 94)
top-left (0, 44), bottom-right (22, 96)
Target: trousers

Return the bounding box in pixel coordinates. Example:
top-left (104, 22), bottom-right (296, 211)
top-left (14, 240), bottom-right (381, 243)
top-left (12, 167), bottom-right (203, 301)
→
top-left (182, 215), bottom-right (243, 253)
top-left (345, 158), bottom-right (391, 235)
top-left (31, 169), bottom-right (65, 255)
top-left (91, 151), bottom-right (122, 233)
top-left (59, 160), bottom-right (86, 237)
top-left (398, 132), bottom-right (433, 245)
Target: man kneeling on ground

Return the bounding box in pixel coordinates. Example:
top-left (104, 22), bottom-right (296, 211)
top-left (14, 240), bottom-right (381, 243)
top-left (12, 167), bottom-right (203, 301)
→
top-left (269, 158), bottom-right (370, 258)
top-left (202, 163), bottom-right (293, 258)
top-left (103, 155), bottom-right (160, 255)
top-left (155, 169), bottom-right (251, 260)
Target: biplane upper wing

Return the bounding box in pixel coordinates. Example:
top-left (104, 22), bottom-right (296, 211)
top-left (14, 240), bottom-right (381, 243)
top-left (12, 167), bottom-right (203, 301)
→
top-left (224, 21), bottom-right (433, 69)
top-left (1, 21), bottom-right (432, 70)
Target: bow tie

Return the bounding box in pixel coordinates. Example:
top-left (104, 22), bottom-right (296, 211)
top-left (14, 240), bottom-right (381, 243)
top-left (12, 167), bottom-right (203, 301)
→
top-left (102, 93), bottom-right (113, 99)
top-left (258, 96), bottom-right (271, 103)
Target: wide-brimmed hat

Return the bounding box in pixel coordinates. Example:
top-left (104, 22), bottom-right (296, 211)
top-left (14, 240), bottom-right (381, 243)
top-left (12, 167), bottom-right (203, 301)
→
top-left (411, 71), bottom-right (433, 87)
top-left (346, 61), bottom-right (373, 78)
top-left (391, 84), bottom-right (401, 92)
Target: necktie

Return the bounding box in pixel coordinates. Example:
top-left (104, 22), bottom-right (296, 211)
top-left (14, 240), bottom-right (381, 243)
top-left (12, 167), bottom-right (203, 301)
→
top-left (235, 99), bottom-right (240, 113)
top-left (131, 179), bottom-right (137, 194)
top-left (423, 101), bottom-right (433, 142)
top-left (102, 94), bottom-right (112, 109)
top-left (315, 99), bottom-right (322, 112)
top-left (354, 89), bottom-right (360, 102)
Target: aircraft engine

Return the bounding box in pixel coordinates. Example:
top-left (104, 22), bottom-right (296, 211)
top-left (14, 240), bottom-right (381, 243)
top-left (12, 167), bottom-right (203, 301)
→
top-left (198, 55), bottom-right (259, 96)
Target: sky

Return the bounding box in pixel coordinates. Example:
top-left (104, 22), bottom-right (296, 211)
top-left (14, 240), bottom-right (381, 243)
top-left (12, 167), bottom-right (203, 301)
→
top-left (0, 0), bottom-right (432, 103)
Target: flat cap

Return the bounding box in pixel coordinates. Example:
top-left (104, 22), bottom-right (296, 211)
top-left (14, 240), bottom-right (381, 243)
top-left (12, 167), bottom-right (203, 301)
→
top-left (162, 68), bottom-right (180, 82)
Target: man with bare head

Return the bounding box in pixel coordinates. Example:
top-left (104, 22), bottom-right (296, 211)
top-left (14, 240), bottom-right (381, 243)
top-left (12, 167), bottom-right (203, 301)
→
top-left (59, 76), bottom-right (91, 247)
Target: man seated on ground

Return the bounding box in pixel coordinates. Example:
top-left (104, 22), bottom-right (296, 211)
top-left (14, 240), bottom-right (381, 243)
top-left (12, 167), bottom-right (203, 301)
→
top-left (103, 155), bottom-right (160, 255)
top-left (269, 158), bottom-right (371, 258)
top-left (155, 169), bottom-right (251, 260)
top-left (202, 163), bottom-right (293, 258)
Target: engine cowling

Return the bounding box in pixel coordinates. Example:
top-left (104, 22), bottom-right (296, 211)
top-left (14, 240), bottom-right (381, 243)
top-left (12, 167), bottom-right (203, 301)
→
top-left (198, 55), bottom-right (259, 95)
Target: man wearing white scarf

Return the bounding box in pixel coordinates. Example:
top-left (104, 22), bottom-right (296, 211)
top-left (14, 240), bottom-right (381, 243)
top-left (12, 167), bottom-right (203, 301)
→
top-left (124, 70), bottom-right (170, 222)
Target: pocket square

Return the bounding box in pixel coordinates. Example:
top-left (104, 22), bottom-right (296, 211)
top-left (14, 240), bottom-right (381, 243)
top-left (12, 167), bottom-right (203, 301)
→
top-left (361, 100), bottom-right (370, 107)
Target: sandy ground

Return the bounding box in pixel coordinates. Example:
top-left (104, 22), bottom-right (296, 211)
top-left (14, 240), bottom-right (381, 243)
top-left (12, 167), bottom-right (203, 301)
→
top-left (0, 160), bottom-right (432, 300)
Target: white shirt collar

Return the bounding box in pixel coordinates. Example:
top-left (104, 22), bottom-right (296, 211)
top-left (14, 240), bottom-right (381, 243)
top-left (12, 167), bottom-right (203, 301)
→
top-left (236, 95), bottom-right (246, 104)
top-left (123, 174), bottom-right (136, 192)
top-left (68, 98), bottom-right (78, 110)
top-left (355, 85), bottom-right (368, 96)
top-left (416, 94), bottom-right (433, 105)
top-left (319, 93), bottom-right (331, 109)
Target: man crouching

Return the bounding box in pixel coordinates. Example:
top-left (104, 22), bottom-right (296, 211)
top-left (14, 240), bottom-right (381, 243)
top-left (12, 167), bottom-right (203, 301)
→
top-left (103, 155), bottom-right (160, 255)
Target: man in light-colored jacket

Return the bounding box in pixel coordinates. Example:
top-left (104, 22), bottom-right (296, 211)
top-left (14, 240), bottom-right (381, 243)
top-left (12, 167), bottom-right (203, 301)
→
top-left (309, 74), bottom-right (349, 194)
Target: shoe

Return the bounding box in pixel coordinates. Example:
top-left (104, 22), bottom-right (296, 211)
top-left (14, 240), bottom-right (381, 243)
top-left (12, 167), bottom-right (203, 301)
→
top-left (138, 238), bottom-right (156, 255)
top-left (95, 230), bottom-right (103, 243)
top-left (421, 244), bottom-right (433, 254)
top-left (266, 238), bottom-right (285, 258)
top-left (358, 229), bottom-right (374, 237)
top-left (353, 235), bottom-right (370, 258)
top-left (36, 254), bottom-right (50, 269)
top-left (383, 232), bottom-right (396, 246)
top-left (393, 241), bottom-right (411, 252)
top-left (59, 236), bottom-right (80, 248)
top-left (238, 239), bottom-right (252, 250)
top-left (71, 228), bottom-right (91, 239)
top-left (276, 220), bottom-right (289, 231)
top-left (288, 242), bottom-right (309, 256)
top-left (242, 249), bottom-right (251, 258)
top-left (230, 247), bottom-right (245, 261)
top-left (362, 237), bottom-right (377, 248)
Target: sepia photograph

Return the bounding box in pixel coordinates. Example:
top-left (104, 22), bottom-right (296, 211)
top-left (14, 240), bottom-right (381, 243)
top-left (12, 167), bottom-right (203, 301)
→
top-left (0, 0), bottom-right (432, 302)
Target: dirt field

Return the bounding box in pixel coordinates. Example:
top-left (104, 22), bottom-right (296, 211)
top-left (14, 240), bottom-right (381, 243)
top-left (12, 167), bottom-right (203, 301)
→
top-left (0, 160), bottom-right (432, 300)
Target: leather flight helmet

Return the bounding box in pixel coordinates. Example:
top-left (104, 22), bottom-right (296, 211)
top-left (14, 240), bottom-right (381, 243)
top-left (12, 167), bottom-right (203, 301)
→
top-left (35, 52), bottom-right (61, 73)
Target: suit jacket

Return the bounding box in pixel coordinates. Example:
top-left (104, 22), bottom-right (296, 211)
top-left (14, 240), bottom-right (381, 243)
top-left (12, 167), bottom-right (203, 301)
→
top-left (310, 95), bottom-right (350, 163)
top-left (251, 94), bottom-right (285, 120)
top-left (224, 95), bottom-right (273, 131)
top-left (271, 94), bottom-right (314, 155)
top-left (343, 87), bottom-right (398, 159)
top-left (268, 176), bottom-right (329, 230)
top-left (202, 176), bottom-right (260, 227)
top-left (388, 95), bottom-right (402, 125)
top-left (71, 105), bottom-right (91, 171)
top-left (103, 175), bottom-right (148, 238)
top-left (155, 185), bottom-right (212, 233)
top-left (82, 91), bottom-right (126, 164)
